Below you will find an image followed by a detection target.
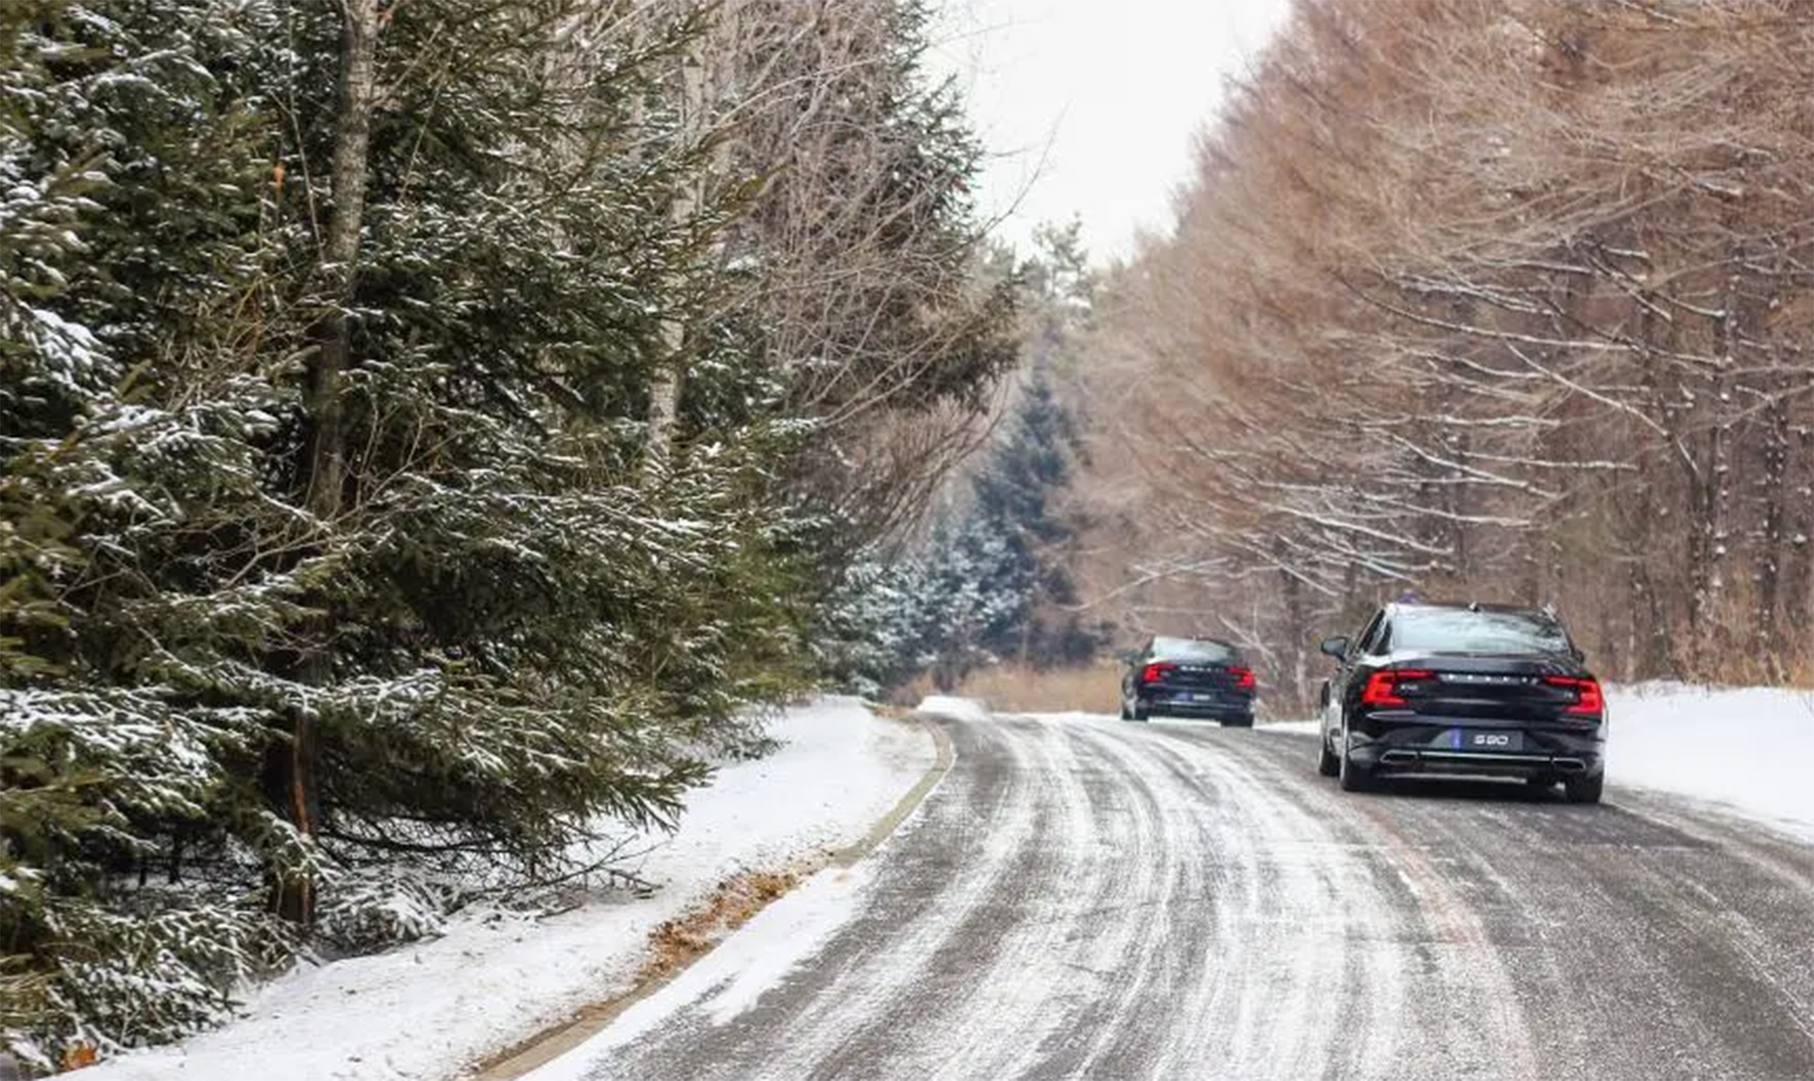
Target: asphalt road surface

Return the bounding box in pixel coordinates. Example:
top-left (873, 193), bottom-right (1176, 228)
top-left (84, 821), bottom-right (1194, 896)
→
top-left (566, 713), bottom-right (1814, 1081)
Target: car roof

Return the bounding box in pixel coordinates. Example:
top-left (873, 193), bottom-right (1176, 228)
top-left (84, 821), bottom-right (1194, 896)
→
top-left (1387, 600), bottom-right (1557, 618)
top-left (1152, 634), bottom-right (1238, 647)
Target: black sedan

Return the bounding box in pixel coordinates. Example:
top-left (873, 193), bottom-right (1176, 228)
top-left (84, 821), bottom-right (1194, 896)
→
top-left (1119, 636), bottom-right (1256, 726)
top-left (1316, 601), bottom-right (1607, 803)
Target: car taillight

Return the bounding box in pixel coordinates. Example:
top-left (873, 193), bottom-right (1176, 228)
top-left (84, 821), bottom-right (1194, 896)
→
top-left (1545, 676), bottom-right (1604, 717)
top-left (1359, 669), bottom-right (1433, 708)
top-left (1229, 666), bottom-right (1256, 690)
top-left (1141, 663), bottom-right (1176, 684)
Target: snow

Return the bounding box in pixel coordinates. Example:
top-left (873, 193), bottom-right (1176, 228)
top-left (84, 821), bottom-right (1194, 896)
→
top-left (1604, 682), bottom-right (1814, 842)
top-left (520, 864), bottom-right (880, 1081)
top-left (914, 694), bottom-right (992, 723)
top-left (86, 698), bottom-right (933, 1081)
top-left (1259, 719), bottom-right (1321, 736)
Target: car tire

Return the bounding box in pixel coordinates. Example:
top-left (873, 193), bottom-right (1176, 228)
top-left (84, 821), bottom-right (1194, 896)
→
top-left (1564, 772), bottom-right (1604, 805)
top-left (1132, 701), bottom-right (1150, 722)
top-left (1119, 699), bottom-right (1133, 721)
top-left (1337, 729), bottom-right (1372, 792)
top-left (1222, 715), bottom-right (1253, 728)
top-left (1317, 735), bottom-right (1340, 777)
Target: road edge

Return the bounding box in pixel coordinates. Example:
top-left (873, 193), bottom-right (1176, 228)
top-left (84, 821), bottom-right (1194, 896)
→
top-left (467, 709), bottom-right (954, 1081)
top-left (829, 710), bottom-right (955, 868)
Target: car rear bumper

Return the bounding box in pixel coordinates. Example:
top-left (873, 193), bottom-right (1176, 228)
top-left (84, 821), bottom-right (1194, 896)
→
top-left (1144, 695), bottom-right (1253, 721)
top-left (1348, 720), bottom-right (1605, 779)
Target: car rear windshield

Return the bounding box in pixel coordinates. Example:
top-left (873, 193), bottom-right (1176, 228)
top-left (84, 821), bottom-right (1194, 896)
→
top-left (1152, 637), bottom-right (1239, 663)
top-left (1388, 608), bottom-right (1572, 656)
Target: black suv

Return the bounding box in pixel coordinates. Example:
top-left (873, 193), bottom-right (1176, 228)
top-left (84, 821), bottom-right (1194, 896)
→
top-left (1316, 601), bottom-right (1606, 803)
top-left (1119, 636), bottom-right (1256, 726)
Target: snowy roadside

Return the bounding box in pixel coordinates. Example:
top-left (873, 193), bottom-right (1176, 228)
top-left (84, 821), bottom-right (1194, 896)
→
top-left (1601, 682), bottom-right (1814, 843)
top-left (913, 694), bottom-right (993, 723)
top-left (86, 698), bottom-right (933, 1081)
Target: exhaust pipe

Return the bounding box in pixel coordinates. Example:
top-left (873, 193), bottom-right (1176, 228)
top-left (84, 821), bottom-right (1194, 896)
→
top-left (1554, 758), bottom-right (1587, 773)
top-left (1379, 749), bottom-right (1419, 765)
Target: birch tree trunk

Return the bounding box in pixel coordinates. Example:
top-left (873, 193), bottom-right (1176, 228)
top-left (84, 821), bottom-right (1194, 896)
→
top-left (646, 44), bottom-right (707, 475)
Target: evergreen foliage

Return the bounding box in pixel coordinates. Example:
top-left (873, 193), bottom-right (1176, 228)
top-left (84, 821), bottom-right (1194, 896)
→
top-left (823, 226), bottom-right (1105, 694)
top-left (0, 0), bottom-right (1009, 1067)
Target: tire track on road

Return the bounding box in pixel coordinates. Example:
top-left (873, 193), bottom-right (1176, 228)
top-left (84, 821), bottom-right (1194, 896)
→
top-left (555, 714), bottom-right (1814, 1081)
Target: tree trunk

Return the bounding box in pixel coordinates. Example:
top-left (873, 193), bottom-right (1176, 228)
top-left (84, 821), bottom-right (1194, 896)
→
top-left (1752, 388), bottom-right (1788, 678)
top-left (1277, 538), bottom-right (1306, 709)
top-left (1686, 257), bottom-right (1741, 679)
top-left (646, 34), bottom-right (711, 475)
top-left (306, 0), bottom-right (381, 521)
top-left (272, 0), bottom-right (382, 926)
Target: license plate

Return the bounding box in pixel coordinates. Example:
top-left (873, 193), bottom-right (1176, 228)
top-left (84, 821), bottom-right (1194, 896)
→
top-left (1452, 729), bottom-right (1522, 752)
top-left (1189, 693), bottom-right (1217, 703)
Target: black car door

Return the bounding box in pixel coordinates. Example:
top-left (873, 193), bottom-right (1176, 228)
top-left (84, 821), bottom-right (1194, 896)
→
top-left (1326, 609), bottom-right (1384, 739)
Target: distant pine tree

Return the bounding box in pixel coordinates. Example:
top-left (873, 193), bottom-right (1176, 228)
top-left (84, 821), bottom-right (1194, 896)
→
top-left (817, 226), bottom-right (1105, 694)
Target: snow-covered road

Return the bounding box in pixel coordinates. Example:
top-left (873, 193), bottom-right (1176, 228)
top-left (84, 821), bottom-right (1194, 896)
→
top-left (533, 710), bottom-right (1814, 1081)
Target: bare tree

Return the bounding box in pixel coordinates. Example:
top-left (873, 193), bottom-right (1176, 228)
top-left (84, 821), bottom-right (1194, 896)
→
top-left (1069, 0), bottom-right (1814, 704)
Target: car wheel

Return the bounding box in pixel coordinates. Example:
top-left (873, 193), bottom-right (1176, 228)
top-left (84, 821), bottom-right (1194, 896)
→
top-left (1337, 728), bottom-right (1372, 792)
top-left (1222, 715), bottom-right (1253, 728)
top-left (1317, 734), bottom-right (1340, 777)
top-left (1119, 698), bottom-right (1133, 721)
top-left (1563, 772), bottom-right (1604, 805)
top-left (1132, 701), bottom-right (1150, 722)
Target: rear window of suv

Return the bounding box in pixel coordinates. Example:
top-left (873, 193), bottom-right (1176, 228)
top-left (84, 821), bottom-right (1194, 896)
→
top-left (1388, 608), bottom-right (1572, 656)
top-left (1152, 637), bottom-right (1239, 663)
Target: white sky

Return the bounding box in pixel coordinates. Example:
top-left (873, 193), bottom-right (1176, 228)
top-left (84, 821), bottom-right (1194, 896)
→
top-left (931, 0), bottom-right (1296, 262)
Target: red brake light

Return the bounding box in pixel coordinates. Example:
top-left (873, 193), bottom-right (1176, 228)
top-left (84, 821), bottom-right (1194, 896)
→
top-left (1141, 663), bottom-right (1176, 684)
top-left (1545, 676), bottom-right (1603, 717)
top-left (1229, 666), bottom-right (1256, 690)
top-left (1360, 669), bottom-right (1433, 708)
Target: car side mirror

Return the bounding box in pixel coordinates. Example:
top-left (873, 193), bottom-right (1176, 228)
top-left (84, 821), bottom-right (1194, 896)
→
top-left (1318, 636), bottom-right (1349, 661)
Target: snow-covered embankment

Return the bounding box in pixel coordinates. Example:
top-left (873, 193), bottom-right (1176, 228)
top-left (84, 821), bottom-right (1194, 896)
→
top-left (1605, 682), bottom-right (1814, 842)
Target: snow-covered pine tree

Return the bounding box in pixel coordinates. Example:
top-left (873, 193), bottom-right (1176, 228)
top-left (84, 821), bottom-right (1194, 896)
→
top-left (3, 0), bottom-right (1012, 1062)
top-left (181, 0), bottom-right (824, 933)
top-left (1, 0), bottom-right (817, 1063)
top-left (2, 2), bottom-right (297, 1066)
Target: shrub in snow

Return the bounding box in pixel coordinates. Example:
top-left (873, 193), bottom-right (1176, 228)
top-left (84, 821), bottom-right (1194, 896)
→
top-left (315, 867), bottom-right (452, 956)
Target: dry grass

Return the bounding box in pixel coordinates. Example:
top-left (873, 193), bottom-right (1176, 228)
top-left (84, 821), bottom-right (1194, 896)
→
top-left (638, 870), bottom-right (800, 983)
top-left (470, 866), bottom-right (809, 1079)
top-left (949, 662), bottom-right (1123, 714)
top-left (1778, 651), bottom-right (1814, 688)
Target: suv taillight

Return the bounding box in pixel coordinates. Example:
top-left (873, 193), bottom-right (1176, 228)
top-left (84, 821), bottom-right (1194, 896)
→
top-left (1359, 669), bottom-right (1434, 708)
top-left (1545, 675), bottom-right (1604, 716)
top-left (1141, 662), bottom-right (1176, 684)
